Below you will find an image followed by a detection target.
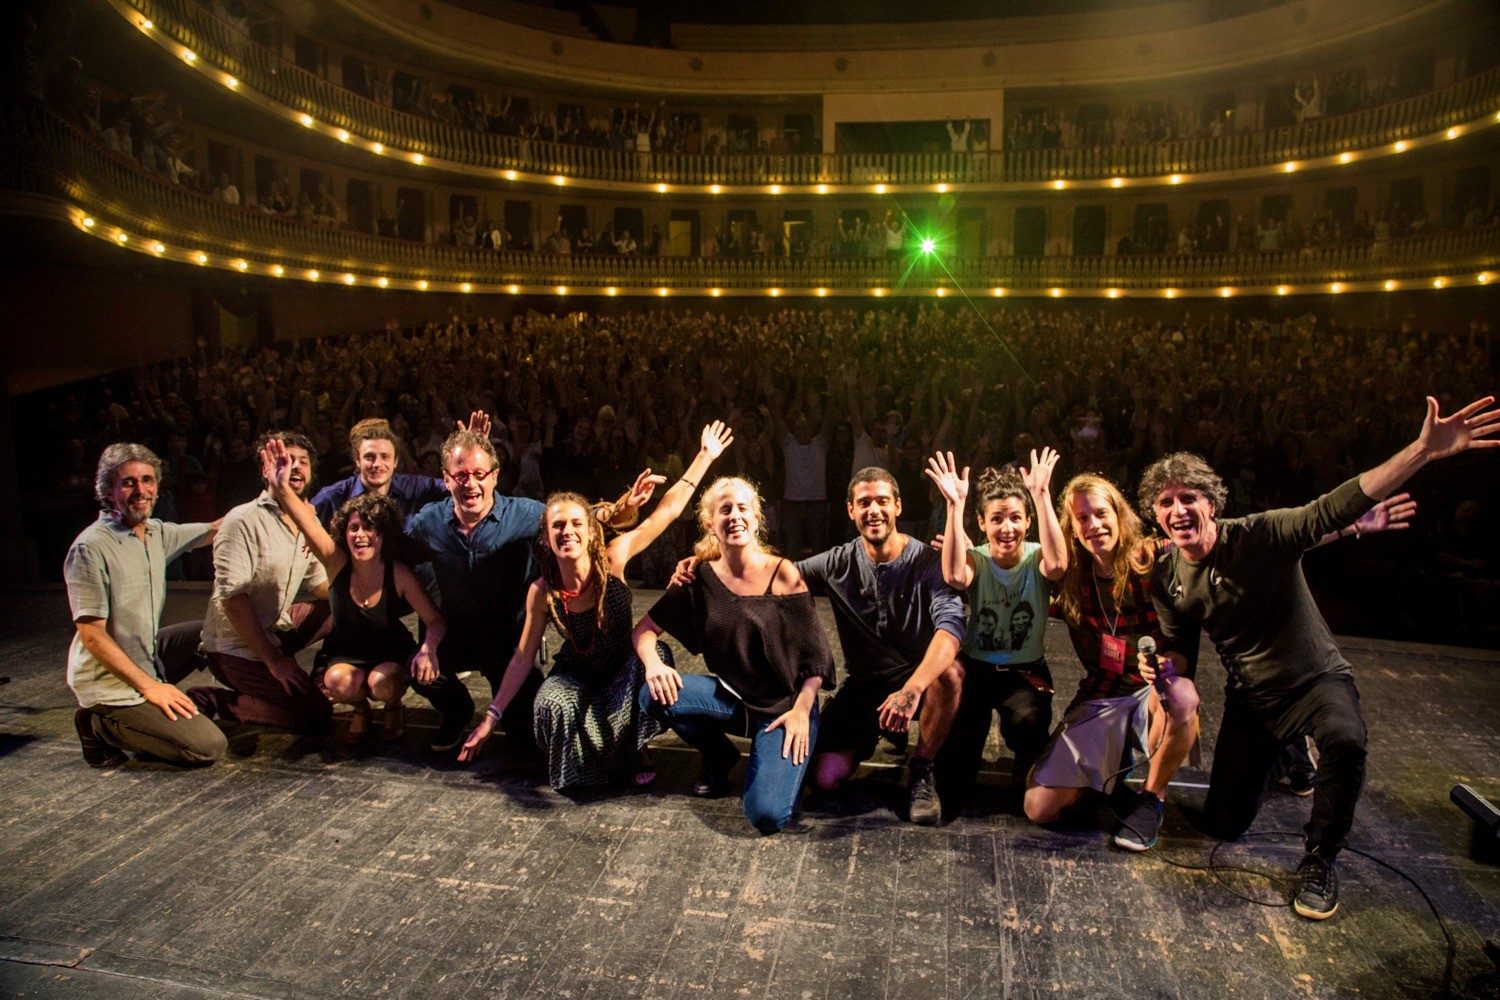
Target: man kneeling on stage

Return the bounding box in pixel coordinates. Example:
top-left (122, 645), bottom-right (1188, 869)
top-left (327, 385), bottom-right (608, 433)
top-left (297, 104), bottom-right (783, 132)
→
top-left (1139, 395), bottom-right (1497, 920)
top-left (65, 443), bottom-right (226, 766)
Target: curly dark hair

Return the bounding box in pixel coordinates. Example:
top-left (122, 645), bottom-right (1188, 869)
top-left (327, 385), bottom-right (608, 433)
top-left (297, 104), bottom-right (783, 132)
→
top-left (329, 493), bottom-right (427, 565)
top-left (1136, 452), bottom-right (1228, 521)
top-left (255, 430), bottom-right (319, 490)
top-left (973, 466), bottom-right (1034, 524)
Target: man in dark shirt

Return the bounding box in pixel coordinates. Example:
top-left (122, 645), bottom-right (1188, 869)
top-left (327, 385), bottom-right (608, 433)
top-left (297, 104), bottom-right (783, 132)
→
top-left (311, 417), bottom-right (458, 527)
top-left (408, 427), bottom-right (647, 752)
top-left (799, 468), bottom-right (965, 826)
top-left (1139, 394), bottom-right (1497, 920)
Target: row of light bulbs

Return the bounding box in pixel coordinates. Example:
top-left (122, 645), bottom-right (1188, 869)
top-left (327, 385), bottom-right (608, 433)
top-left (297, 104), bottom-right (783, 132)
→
top-left (79, 210), bottom-right (1491, 297)
top-left (135, 17), bottom-right (1500, 196)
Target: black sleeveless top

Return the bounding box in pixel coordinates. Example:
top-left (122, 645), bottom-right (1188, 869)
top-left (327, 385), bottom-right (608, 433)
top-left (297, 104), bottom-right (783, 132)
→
top-left (316, 559), bottom-right (417, 668)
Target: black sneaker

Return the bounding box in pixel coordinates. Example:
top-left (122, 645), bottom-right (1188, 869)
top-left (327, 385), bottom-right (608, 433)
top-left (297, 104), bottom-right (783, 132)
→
top-left (1286, 767), bottom-right (1316, 797)
top-left (74, 708), bottom-right (126, 768)
top-left (430, 707), bottom-right (471, 752)
top-left (692, 747), bottom-right (738, 797)
top-left (1293, 853), bottom-right (1339, 920)
top-left (907, 758), bottom-right (941, 826)
top-left (1112, 790), bottom-right (1164, 852)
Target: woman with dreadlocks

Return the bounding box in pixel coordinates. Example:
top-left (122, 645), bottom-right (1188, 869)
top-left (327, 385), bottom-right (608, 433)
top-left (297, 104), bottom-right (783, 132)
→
top-left (459, 421), bottom-right (734, 789)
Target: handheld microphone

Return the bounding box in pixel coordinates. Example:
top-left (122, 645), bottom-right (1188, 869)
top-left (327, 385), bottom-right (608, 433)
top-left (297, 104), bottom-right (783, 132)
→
top-left (1137, 636), bottom-right (1171, 703)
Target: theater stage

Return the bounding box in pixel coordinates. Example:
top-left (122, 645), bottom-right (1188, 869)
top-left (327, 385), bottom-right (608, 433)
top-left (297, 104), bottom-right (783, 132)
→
top-left (1, 586), bottom-right (1496, 1000)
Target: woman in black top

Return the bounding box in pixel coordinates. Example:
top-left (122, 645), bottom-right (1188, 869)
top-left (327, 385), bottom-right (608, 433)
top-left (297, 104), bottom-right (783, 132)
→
top-left (633, 476), bottom-right (835, 833)
top-left (263, 439), bottom-right (445, 743)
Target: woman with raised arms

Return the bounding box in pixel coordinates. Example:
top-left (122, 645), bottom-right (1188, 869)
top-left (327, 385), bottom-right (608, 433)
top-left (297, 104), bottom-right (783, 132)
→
top-left (459, 422), bottom-right (734, 789)
top-left (925, 449), bottom-right (1067, 806)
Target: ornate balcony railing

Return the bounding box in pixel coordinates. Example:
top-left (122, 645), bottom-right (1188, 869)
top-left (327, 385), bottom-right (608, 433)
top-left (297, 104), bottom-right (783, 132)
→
top-left (5, 105), bottom-right (1498, 296)
top-left (113, 0), bottom-right (1500, 189)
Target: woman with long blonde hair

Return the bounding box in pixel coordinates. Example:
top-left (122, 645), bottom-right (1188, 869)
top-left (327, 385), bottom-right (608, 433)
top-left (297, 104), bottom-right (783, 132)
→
top-left (633, 476), bottom-right (836, 833)
top-left (459, 422), bottom-right (733, 789)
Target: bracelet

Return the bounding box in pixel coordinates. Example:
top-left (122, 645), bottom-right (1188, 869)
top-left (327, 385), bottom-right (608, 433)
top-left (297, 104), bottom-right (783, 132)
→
top-left (679, 477), bottom-right (700, 489)
top-left (484, 705), bottom-right (502, 724)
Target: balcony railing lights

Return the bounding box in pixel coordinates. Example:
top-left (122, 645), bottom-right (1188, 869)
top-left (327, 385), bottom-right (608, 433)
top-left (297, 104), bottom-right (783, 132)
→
top-left (345, 273), bottom-right (358, 284)
top-left (307, 269), bottom-right (320, 280)
top-left (373, 142), bottom-right (384, 154)
top-left (418, 279), bottom-right (429, 289)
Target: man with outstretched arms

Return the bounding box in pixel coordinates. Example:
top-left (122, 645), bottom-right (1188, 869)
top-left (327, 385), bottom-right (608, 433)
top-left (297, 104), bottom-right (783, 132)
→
top-left (1140, 395), bottom-right (1497, 920)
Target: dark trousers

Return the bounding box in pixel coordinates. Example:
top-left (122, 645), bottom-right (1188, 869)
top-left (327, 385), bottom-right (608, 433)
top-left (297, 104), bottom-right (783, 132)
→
top-left (195, 602), bottom-right (333, 733)
top-left (1202, 674), bottom-right (1367, 859)
top-left (419, 641), bottom-right (542, 750)
top-left (89, 620), bottom-right (227, 765)
top-left (936, 657), bottom-right (1053, 806)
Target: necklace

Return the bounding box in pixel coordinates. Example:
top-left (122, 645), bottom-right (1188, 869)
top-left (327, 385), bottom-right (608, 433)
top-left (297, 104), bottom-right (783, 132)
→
top-left (551, 587), bottom-right (599, 656)
top-left (1093, 570), bottom-right (1121, 637)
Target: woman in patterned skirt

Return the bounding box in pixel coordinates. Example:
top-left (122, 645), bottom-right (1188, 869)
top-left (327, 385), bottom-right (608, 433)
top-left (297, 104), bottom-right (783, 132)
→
top-left (458, 421), bottom-right (733, 788)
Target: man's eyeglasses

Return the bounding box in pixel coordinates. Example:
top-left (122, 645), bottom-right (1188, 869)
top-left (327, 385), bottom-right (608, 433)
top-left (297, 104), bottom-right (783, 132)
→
top-left (448, 467), bottom-right (496, 485)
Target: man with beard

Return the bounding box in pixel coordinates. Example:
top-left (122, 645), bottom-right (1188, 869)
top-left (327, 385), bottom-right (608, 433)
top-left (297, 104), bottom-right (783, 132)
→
top-left (193, 431), bottom-right (334, 733)
top-left (675, 467), bottom-right (964, 824)
top-left (65, 443), bottom-right (226, 766)
top-left (408, 428), bottom-right (653, 751)
top-left (1139, 395), bottom-right (1498, 920)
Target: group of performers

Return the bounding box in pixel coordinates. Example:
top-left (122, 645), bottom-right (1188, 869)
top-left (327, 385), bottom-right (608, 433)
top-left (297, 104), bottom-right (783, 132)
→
top-left (65, 393), bottom-right (1497, 922)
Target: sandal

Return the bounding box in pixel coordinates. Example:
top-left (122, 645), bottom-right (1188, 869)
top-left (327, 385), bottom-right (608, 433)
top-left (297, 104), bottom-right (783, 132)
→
top-left (381, 702), bottom-right (405, 742)
top-left (345, 703), bottom-right (372, 744)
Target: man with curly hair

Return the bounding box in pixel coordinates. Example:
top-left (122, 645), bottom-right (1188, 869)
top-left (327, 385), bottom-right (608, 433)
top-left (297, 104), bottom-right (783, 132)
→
top-left (1139, 395), bottom-right (1498, 920)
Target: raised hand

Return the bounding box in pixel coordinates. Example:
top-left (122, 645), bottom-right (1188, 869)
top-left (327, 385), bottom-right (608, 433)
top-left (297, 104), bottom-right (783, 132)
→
top-left (1356, 492), bottom-right (1416, 535)
top-left (700, 420), bottom-right (734, 459)
top-left (1021, 446), bottom-right (1060, 496)
top-left (925, 451), bottom-right (970, 507)
top-left (259, 437), bottom-right (291, 492)
top-left (625, 468), bottom-right (668, 510)
top-left (462, 409), bottom-right (492, 438)
top-left (1417, 396), bottom-right (1500, 461)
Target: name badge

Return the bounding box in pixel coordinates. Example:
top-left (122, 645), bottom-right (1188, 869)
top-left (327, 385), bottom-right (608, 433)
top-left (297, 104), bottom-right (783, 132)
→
top-left (1100, 633), bottom-right (1128, 675)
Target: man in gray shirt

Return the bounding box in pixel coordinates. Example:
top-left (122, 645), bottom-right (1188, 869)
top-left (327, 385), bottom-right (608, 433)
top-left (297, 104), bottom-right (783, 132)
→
top-left (800, 468), bottom-right (965, 825)
top-left (65, 443), bottom-right (225, 766)
top-left (192, 431), bottom-right (332, 733)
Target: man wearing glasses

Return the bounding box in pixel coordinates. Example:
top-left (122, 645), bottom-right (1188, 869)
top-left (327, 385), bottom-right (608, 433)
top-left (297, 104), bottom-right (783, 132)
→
top-left (407, 427), bottom-right (649, 751)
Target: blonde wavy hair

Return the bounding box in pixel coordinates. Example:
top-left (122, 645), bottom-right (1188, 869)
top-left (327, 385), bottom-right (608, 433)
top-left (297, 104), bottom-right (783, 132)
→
top-left (1055, 473), bottom-right (1156, 626)
top-left (692, 476), bottom-right (776, 563)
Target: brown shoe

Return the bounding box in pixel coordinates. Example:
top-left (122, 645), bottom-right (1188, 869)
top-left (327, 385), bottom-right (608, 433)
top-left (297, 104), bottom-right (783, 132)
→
top-left (74, 708), bottom-right (126, 767)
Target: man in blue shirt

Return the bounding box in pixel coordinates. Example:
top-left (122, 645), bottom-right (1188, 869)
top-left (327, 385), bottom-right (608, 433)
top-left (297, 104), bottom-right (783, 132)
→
top-left (408, 427), bottom-right (648, 751)
top-left (313, 414), bottom-right (482, 712)
top-left (311, 416), bottom-right (481, 527)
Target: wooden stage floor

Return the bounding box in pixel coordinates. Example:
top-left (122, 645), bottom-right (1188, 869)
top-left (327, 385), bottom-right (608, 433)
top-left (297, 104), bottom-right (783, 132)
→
top-left (1, 587), bottom-right (1497, 999)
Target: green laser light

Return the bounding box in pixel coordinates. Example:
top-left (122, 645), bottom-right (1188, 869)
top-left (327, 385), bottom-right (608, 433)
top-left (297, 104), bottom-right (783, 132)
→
top-left (920, 238), bottom-right (936, 255)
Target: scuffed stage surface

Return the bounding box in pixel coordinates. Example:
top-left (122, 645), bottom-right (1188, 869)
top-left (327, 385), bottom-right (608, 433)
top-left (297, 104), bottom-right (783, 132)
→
top-left (1, 587), bottom-right (1497, 999)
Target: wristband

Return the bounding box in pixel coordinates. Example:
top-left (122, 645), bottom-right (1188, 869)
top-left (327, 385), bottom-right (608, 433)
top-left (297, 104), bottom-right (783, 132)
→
top-left (680, 477), bottom-right (700, 489)
top-left (484, 705), bottom-right (502, 724)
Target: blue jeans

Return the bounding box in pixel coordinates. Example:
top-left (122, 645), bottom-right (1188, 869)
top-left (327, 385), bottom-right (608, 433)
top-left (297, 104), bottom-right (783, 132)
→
top-left (639, 674), bottom-right (819, 834)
